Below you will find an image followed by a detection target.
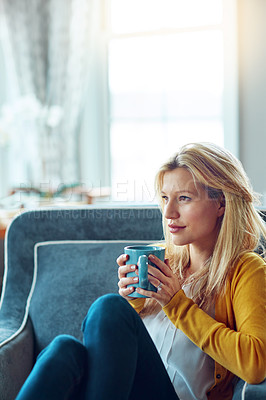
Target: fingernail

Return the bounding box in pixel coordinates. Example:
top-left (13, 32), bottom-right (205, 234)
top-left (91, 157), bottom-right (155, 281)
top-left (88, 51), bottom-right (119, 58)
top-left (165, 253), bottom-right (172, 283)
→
top-left (149, 254), bottom-right (155, 260)
top-left (131, 265), bottom-right (135, 270)
top-left (133, 277), bottom-right (138, 282)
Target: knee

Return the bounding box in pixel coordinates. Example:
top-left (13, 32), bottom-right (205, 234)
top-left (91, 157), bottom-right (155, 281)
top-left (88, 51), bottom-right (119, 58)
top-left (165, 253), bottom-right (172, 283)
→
top-left (34, 335), bottom-right (87, 384)
top-left (43, 335), bottom-right (87, 366)
top-left (81, 294), bottom-right (132, 333)
top-left (92, 293), bottom-right (127, 312)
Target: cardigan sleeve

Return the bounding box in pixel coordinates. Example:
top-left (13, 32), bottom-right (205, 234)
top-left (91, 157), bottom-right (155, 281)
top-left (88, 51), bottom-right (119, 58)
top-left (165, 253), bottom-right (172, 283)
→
top-left (162, 253), bottom-right (266, 384)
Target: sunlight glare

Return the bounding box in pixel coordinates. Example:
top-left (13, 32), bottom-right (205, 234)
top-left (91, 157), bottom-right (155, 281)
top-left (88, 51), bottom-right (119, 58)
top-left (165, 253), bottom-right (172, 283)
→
top-left (110, 0), bottom-right (223, 34)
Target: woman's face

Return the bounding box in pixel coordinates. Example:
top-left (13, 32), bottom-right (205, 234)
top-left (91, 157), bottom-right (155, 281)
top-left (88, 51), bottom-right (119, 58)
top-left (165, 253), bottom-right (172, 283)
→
top-left (161, 168), bottom-right (224, 252)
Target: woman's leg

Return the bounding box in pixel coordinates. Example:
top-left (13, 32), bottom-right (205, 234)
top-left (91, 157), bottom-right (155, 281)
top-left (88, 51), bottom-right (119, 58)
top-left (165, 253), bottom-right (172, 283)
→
top-left (82, 293), bottom-right (178, 400)
top-left (16, 335), bottom-right (87, 400)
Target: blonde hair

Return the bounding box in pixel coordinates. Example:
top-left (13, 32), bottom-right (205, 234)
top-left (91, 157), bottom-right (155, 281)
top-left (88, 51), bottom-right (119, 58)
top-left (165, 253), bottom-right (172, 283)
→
top-left (141, 142), bottom-right (266, 315)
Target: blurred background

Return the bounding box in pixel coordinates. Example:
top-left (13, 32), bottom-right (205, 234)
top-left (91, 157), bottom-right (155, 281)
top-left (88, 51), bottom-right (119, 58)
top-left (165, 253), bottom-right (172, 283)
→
top-left (0, 0), bottom-right (265, 209)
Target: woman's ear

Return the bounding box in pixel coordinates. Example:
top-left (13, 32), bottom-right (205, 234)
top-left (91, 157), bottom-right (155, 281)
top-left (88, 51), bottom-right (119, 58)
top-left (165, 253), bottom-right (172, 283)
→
top-left (217, 195), bottom-right (225, 217)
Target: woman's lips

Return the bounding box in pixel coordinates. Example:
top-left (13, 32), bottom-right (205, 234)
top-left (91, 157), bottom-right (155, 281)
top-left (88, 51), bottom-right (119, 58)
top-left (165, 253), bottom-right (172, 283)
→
top-left (168, 224), bottom-right (186, 233)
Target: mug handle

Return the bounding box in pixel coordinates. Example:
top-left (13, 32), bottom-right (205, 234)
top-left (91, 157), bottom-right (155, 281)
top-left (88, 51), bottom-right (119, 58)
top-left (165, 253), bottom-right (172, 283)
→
top-left (138, 255), bottom-right (149, 289)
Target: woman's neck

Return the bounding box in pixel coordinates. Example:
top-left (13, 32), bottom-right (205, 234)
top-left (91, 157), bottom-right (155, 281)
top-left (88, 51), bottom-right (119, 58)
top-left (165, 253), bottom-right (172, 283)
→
top-left (188, 245), bottom-right (213, 274)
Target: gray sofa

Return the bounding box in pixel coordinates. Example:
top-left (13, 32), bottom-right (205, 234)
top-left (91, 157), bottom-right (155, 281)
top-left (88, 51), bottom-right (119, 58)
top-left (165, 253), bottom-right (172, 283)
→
top-left (0, 206), bottom-right (265, 400)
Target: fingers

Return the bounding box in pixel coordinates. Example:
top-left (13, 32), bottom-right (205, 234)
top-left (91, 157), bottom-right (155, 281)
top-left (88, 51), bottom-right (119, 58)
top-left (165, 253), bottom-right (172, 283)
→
top-left (129, 256), bottom-right (181, 307)
top-left (117, 255), bottom-right (139, 299)
top-left (148, 255), bottom-right (172, 277)
top-left (118, 286), bottom-right (136, 299)
top-left (135, 280), bottom-right (170, 304)
top-left (118, 273), bottom-right (139, 299)
top-left (118, 275), bottom-right (138, 290)
top-left (148, 274), bottom-right (161, 288)
top-left (146, 263), bottom-right (169, 286)
top-left (135, 285), bottom-right (162, 299)
top-left (118, 263), bottom-right (136, 279)
top-left (116, 254), bottom-right (129, 267)
top-left (117, 253), bottom-right (134, 279)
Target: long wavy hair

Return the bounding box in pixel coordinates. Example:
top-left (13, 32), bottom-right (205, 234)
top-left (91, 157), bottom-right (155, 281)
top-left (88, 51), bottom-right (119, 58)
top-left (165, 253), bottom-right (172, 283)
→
top-left (140, 142), bottom-right (266, 316)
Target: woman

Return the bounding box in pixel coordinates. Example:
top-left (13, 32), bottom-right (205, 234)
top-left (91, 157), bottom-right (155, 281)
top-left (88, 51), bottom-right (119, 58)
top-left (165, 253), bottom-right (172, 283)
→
top-left (118, 142), bottom-right (266, 399)
top-left (16, 143), bottom-right (266, 400)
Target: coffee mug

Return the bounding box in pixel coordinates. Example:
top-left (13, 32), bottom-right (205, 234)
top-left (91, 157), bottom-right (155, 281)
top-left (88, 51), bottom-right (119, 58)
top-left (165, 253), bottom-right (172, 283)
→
top-left (124, 245), bottom-right (165, 298)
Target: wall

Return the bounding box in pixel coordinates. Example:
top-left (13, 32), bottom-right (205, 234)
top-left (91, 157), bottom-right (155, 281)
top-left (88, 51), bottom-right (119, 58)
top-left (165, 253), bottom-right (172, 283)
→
top-left (238, 0), bottom-right (266, 205)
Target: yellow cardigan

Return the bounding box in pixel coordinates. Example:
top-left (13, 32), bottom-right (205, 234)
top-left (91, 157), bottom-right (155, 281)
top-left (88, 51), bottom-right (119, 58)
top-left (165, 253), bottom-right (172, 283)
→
top-left (129, 252), bottom-right (266, 400)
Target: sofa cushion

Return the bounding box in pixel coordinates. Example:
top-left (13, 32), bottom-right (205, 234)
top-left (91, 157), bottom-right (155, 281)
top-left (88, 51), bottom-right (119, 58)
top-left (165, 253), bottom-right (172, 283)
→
top-left (29, 240), bottom-right (155, 354)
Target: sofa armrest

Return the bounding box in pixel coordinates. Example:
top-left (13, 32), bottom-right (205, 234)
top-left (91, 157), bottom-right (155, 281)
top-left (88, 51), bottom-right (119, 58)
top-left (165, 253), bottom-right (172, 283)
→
top-left (0, 318), bottom-right (35, 400)
top-left (233, 378), bottom-right (266, 400)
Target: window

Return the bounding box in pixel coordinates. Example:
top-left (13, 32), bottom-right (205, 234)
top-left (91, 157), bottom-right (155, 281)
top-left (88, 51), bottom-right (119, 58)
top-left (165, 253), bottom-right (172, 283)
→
top-left (0, 1), bottom-right (238, 203)
top-left (107, 0), bottom-right (229, 202)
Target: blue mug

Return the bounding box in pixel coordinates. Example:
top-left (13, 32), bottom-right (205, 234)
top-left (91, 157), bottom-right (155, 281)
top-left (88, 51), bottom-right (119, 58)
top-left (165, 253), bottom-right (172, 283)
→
top-left (124, 245), bottom-right (165, 298)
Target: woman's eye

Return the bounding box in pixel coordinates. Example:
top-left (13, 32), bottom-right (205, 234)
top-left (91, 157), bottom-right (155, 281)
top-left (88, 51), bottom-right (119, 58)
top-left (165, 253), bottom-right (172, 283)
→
top-left (161, 195), bottom-right (168, 203)
top-left (179, 195), bottom-right (191, 201)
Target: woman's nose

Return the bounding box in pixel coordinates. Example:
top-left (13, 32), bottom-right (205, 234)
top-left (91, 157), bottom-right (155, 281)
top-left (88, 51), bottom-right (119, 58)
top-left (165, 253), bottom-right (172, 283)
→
top-left (164, 200), bottom-right (180, 220)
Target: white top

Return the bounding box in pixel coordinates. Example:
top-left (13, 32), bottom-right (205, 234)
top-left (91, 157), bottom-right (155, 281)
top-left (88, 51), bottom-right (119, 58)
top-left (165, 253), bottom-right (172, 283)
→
top-left (143, 283), bottom-right (215, 400)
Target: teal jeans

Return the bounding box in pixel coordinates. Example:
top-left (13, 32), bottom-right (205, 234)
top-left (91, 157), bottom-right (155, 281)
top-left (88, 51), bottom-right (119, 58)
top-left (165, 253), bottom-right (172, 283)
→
top-left (16, 294), bottom-right (178, 400)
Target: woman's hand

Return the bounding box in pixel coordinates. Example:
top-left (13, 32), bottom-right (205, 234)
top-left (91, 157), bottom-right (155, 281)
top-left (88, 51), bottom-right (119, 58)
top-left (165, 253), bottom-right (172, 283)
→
top-left (135, 254), bottom-right (181, 307)
top-left (117, 254), bottom-right (139, 300)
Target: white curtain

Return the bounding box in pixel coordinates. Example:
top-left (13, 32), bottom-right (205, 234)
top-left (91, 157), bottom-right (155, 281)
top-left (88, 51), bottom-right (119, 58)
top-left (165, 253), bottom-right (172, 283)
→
top-left (1, 0), bottom-right (96, 188)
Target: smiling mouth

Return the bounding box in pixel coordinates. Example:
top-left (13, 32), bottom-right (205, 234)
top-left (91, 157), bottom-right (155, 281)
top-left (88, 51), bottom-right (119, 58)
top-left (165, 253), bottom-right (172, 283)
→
top-left (168, 225), bottom-right (186, 233)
